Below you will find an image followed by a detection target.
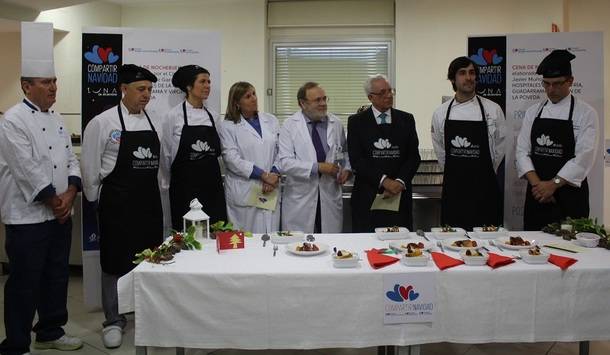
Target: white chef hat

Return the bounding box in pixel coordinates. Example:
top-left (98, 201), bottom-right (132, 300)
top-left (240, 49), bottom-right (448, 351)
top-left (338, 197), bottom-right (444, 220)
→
top-left (21, 22), bottom-right (55, 78)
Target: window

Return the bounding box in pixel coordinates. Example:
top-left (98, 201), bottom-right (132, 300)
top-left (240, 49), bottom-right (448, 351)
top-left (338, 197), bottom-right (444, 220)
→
top-left (271, 41), bottom-right (392, 126)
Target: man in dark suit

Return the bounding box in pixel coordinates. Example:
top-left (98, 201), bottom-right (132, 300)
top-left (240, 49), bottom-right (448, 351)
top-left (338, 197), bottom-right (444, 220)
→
top-left (348, 74), bottom-right (420, 232)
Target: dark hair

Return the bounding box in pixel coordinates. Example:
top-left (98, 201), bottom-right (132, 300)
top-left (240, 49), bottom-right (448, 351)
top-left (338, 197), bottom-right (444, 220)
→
top-left (225, 81), bottom-right (255, 123)
top-left (297, 82), bottom-right (319, 105)
top-left (447, 56), bottom-right (479, 91)
top-left (20, 77), bottom-right (35, 94)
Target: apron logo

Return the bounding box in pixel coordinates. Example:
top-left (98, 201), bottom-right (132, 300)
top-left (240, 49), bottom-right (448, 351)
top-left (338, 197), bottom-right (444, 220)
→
top-left (191, 140), bottom-right (210, 152)
top-left (133, 146), bottom-right (153, 159)
top-left (373, 138), bottom-right (392, 150)
top-left (536, 134), bottom-right (554, 146)
top-left (109, 129), bottom-right (121, 144)
top-left (450, 136), bottom-right (471, 148)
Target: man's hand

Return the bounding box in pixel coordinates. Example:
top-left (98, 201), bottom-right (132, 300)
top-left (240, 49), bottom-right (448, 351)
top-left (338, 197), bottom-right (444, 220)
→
top-left (261, 172), bottom-right (280, 187)
top-left (318, 162), bottom-right (340, 177)
top-left (382, 178), bottom-right (405, 197)
top-left (531, 180), bottom-right (558, 203)
top-left (262, 182), bottom-right (276, 194)
top-left (336, 169), bottom-right (351, 185)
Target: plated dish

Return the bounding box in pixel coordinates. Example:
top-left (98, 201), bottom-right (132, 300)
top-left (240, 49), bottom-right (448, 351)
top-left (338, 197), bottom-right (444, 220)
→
top-left (460, 249), bottom-right (489, 266)
top-left (574, 232), bottom-right (600, 248)
top-left (286, 242), bottom-right (328, 256)
top-left (443, 239), bottom-right (482, 251)
top-left (389, 241), bottom-right (433, 253)
top-left (332, 247), bottom-right (360, 268)
top-left (519, 246), bottom-right (549, 264)
top-left (471, 226), bottom-right (509, 239)
top-left (400, 253), bottom-right (430, 267)
top-left (270, 231), bottom-right (305, 244)
top-left (496, 236), bottom-right (537, 250)
top-left (375, 226), bottom-right (410, 240)
top-left (431, 227), bottom-right (467, 239)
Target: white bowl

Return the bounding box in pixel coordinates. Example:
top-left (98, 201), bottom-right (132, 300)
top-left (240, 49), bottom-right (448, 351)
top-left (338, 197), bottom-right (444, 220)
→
top-left (332, 252), bottom-right (360, 268)
top-left (519, 248), bottom-right (549, 264)
top-left (270, 231), bottom-right (305, 244)
top-left (575, 232), bottom-right (601, 248)
top-left (460, 249), bottom-right (488, 266)
top-left (401, 254), bottom-right (430, 267)
top-left (375, 227), bottom-right (410, 240)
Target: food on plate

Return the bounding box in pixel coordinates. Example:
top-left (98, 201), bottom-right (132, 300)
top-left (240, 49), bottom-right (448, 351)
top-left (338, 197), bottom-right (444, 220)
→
top-left (385, 226), bottom-right (401, 232)
top-left (404, 245), bottom-right (423, 257)
top-left (465, 249), bottom-right (483, 257)
top-left (440, 225), bottom-right (456, 233)
top-left (276, 231), bottom-right (294, 237)
top-left (481, 225), bottom-right (500, 232)
top-left (296, 242), bottom-right (319, 252)
top-left (333, 247), bottom-right (354, 259)
top-left (400, 242), bottom-right (425, 250)
top-left (528, 246), bottom-right (542, 256)
top-left (507, 236), bottom-right (531, 246)
top-left (451, 240), bottom-right (478, 248)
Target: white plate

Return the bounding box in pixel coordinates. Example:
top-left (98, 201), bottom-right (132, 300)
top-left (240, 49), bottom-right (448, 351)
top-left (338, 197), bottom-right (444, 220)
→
top-left (270, 231), bottom-right (305, 244)
top-left (286, 242), bottom-right (329, 256)
top-left (431, 227), bottom-right (467, 240)
top-left (332, 252), bottom-right (360, 268)
top-left (442, 238), bottom-right (483, 251)
top-left (389, 240), bottom-right (433, 253)
top-left (375, 227), bottom-right (410, 240)
top-left (471, 227), bottom-right (509, 239)
top-left (519, 249), bottom-right (549, 264)
top-left (574, 232), bottom-right (601, 248)
top-left (400, 254), bottom-right (430, 267)
top-left (460, 249), bottom-right (489, 266)
top-left (496, 237), bottom-right (537, 250)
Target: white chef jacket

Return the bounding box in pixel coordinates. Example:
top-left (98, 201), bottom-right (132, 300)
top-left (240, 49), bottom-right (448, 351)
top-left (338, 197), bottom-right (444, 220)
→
top-left (431, 95), bottom-right (506, 171)
top-left (516, 94), bottom-right (598, 187)
top-left (81, 101), bottom-right (163, 201)
top-left (159, 100), bottom-right (221, 190)
top-left (0, 99), bottom-right (80, 224)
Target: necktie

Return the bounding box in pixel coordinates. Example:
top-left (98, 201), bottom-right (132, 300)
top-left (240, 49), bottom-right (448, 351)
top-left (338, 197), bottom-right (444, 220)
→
top-left (379, 112), bottom-right (388, 124)
top-left (310, 121), bottom-right (326, 163)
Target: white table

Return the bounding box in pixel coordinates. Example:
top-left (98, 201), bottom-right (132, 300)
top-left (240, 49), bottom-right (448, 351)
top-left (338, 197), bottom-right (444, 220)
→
top-left (118, 232), bottom-right (610, 354)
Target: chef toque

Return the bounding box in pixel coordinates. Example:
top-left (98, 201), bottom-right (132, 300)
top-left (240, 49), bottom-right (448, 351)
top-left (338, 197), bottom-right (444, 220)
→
top-left (536, 49), bottom-right (576, 78)
top-left (21, 22), bottom-right (55, 78)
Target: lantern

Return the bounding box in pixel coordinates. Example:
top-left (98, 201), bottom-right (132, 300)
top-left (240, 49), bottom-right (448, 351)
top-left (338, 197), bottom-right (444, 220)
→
top-left (183, 198), bottom-right (210, 240)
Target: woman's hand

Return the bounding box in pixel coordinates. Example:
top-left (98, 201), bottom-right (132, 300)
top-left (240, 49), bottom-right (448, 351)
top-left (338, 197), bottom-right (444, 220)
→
top-left (261, 172), bottom-right (280, 187)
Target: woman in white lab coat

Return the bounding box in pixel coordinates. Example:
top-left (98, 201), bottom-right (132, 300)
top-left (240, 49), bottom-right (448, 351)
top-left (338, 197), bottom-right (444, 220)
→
top-left (218, 82), bottom-right (281, 233)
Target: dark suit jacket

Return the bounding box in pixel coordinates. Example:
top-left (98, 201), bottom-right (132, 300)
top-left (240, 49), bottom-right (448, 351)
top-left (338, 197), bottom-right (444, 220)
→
top-left (347, 107), bottom-right (420, 231)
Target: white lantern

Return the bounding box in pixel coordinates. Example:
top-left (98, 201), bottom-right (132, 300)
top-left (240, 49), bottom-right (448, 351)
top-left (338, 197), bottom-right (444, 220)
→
top-left (183, 198), bottom-right (210, 240)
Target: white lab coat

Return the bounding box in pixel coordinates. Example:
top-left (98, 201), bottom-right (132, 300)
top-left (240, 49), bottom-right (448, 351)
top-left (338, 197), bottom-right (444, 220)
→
top-left (218, 112), bottom-right (281, 233)
top-left (0, 99), bottom-right (80, 224)
top-left (278, 111), bottom-right (350, 233)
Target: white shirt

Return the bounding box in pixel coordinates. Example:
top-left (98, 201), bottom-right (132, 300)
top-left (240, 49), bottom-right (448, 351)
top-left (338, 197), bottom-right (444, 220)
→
top-left (0, 99), bottom-right (80, 224)
top-left (431, 95), bottom-right (506, 171)
top-left (81, 101), bottom-right (162, 201)
top-left (516, 94), bottom-right (598, 187)
top-left (159, 100), bottom-right (221, 190)
top-left (371, 106), bottom-right (392, 125)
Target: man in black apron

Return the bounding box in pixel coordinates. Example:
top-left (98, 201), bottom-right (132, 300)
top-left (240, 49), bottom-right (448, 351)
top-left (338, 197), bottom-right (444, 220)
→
top-left (432, 57), bottom-right (505, 231)
top-left (516, 50), bottom-right (599, 230)
top-left (82, 65), bottom-right (163, 348)
top-left (348, 75), bottom-right (421, 232)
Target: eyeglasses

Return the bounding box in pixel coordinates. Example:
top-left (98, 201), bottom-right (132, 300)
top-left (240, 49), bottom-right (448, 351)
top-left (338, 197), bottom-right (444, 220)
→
top-left (542, 79), bottom-right (569, 88)
top-left (305, 96), bottom-right (329, 104)
top-left (370, 88), bottom-right (396, 96)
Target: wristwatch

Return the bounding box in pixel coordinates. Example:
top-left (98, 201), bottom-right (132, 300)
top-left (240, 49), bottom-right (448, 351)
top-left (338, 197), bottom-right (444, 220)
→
top-left (553, 176), bottom-right (562, 185)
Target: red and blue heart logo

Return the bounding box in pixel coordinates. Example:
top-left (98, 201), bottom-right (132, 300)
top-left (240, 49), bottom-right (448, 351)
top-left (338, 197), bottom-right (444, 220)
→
top-left (84, 44), bottom-right (120, 64)
top-left (470, 47), bottom-right (503, 66)
top-left (386, 284), bottom-right (420, 302)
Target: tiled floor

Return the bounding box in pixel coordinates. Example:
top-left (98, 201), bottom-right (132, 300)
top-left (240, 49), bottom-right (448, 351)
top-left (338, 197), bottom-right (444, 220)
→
top-left (0, 273), bottom-right (609, 355)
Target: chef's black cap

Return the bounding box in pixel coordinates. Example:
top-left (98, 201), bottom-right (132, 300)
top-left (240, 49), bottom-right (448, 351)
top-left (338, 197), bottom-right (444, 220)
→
top-left (119, 64), bottom-right (157, 84)
top-left (172, 65), bottom-right (210, 93)
top-left (536, 49), bottom-right (576, 78)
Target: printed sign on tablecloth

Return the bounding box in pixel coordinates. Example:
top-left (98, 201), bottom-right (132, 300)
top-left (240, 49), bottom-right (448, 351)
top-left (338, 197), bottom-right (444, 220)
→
top-left (216, 231), bottom-right (245, 252)
top-left (383, 273), bottom-right (436, 324)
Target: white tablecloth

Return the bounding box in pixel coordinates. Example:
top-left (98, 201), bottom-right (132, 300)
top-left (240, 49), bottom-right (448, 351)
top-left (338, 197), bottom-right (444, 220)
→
top-left (118, 232), bottom-right (610, 349)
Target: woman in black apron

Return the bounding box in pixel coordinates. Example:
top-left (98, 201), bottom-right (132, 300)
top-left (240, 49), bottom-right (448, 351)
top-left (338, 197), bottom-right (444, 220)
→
top-left (166, 65), bottom-right (227, 230)
top-left (441, 96), bottom-right (501, 231)
top-left (524, 95), bottom-right (589, 230)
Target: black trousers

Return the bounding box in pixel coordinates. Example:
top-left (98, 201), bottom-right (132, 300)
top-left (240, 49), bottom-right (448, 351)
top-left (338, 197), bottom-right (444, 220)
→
top-left (0, 219), bottom-right (71, 355)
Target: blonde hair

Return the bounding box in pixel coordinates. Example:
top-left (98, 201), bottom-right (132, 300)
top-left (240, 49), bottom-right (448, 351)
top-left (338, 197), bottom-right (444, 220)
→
top-left (225, 81), bottom-right (255, 123)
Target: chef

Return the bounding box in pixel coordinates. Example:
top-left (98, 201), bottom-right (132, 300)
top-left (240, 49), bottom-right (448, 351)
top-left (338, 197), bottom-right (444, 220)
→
top-left (347, 74), bottom-right (420, 232)
top-left (278, 82), bottom-right (351, 233)
top-left (516, 49), bottom-right (599, 230)
top-left (0, 22), bottom-right (83, 354)
top-left (431, 56), bottom-right (506, 231)
top-left (160, 65), bottom-right (226, 230)
top-left (81, 64), bottom-right (163, 348)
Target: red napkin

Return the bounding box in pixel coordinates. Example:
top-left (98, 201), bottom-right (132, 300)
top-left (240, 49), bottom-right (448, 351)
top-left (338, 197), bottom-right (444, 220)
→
top-left (548, 254), bottom-right (578, 270)
top-left (366, 249), bottom-right (399, 269)
top-left (487, 252), bottom-right (515, 269)
top-left (430, 252), bottom-right (464, 270)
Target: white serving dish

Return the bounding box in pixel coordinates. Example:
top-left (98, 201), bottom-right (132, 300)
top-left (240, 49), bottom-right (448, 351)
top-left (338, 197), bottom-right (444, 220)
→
top-left (519, 248), bottom-right (550, 264)
top-left (496, 236), bottom-right (537, 250)
top-left (286, 242), bottom-right (328, 256)
top-left (431, 227), bottom-right (467, 240)
top-left (460, 249), bottom-right (489, 266)
top-left (442, 238), bottom-right (482, 251)
top-left (574, 232), bottom-right (601, 248)
top-left (332, 252), bottom-right (360, 268)
top-left (471, 227), bottom-right (509, 239)
top-left (389, 240), bottom-right (433, 253)
top-left (375, 227), bottom-right (410, 240)
top-left (270, 231), bottom-right (304, 244)
top-left (401, 254), bottom-right (430, 267)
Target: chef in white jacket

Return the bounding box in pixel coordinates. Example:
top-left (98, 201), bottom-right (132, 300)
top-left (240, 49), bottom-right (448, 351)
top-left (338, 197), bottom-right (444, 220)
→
top-left (0, 22), bottom-right (83, 354)
top-left (279, 82), bottom-right (351, 233)
top-left (218, 82), bottom-right (281, 233)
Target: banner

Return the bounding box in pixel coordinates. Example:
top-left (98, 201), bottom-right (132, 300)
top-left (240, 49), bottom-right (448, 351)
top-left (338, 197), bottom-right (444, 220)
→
top-left (81, 27), bottom-right (221, 309)
top-left (469, 32), bottom-right (604, 230)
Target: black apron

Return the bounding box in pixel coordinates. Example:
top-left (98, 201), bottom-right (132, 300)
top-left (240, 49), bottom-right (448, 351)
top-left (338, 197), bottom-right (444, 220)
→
top-left (99, 106), bottom-right (163, 276)
top-left (441, 96), bottom-right (501, 231)
top-left (524, 95), bottom-right (589, 230)
top-left (169, 102), bottom-right (227, 230)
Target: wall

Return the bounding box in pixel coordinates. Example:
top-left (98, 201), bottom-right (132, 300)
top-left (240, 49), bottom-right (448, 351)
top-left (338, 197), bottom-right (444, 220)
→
top-left (0, 32), bottom-right (21, 114)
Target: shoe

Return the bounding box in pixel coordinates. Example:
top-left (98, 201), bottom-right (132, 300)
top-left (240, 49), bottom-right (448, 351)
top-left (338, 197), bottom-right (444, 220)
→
top-left (34, 334), bottom-right (83, 351)
top-left (102, 325), bottom-right (123, 349)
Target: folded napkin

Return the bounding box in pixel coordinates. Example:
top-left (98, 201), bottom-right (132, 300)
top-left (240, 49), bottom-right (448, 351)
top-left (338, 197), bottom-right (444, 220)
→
top-left (430, 252), bottom-right (464, 270)
top-left (366, 249), bottom-right (399, 269)
top-left (548, 254), bottom-right (578, 270)
top-left (487, 252), bottom-right (515, 269)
